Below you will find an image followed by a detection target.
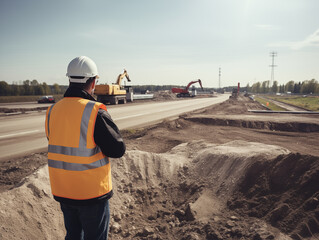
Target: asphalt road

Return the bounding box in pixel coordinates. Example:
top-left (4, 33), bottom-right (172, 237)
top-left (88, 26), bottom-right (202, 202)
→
top-left (0, 95), bottom-right (230, 161)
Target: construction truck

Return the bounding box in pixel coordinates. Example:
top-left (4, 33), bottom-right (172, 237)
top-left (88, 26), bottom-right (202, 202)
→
top-left (94, 69), bottom-right (133, 105)
top-left (171, 79), bottom-right (203, 97)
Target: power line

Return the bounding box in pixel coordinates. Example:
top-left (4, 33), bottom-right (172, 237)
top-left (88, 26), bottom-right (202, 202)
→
top-left (269, 51), bottom-right (277, 86)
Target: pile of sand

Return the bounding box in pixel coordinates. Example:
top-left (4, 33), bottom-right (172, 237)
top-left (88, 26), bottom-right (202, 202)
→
top-left (4, 140), bottom-right (317, 239)
top-left (0, 167), bottom-right (64, 239)
top-left (153, 91), bottom-right (178, 101)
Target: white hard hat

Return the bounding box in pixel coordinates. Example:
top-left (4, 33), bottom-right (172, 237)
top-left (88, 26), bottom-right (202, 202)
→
top-left (66, 56), bottom-right (99, 83)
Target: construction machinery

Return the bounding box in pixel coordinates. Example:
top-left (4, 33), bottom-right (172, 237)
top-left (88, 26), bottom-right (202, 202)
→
top-left (171, 79), bottom-right (203, 97)
top-left (230, 82), bottom-right (240, 99)
top-left (94, 69), bottom-right (132, 105)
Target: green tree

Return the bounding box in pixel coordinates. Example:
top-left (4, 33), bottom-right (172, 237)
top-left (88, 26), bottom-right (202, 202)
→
top-left (293, 82), bottom-right (301, 93)
top-left (271, 81), bottom-right (278, 93)
top-left (10, 83), bottom-right (20, 96)
top-left (257, 82), bottom-right (261, 93)
top-left (31, 79), bottom-right (39, 86)
top-left (250, 83), bottom-right (256, 93)
top-left (261, 80), bottom-right (270, 93)
top-left (42, 82), bottom-right (51, 95)
top-left (307, 79), bottom-right (318, 94)
top-left (53, 83), bottom-right (61, 94)
top-left (0, 81), bottom-right (10, 96)
top-left (23, 80), bottom-right (34, 95)
top-left (34, 85), bottom-right (44, 95)
top-left (19, 84), bottom-right (25, 95)
top-left (246, 83), bottom-right (251, 92)
top-left (301, 80), bottom-right (309, 93)
top-left (251, 82), bottom-right (261, 93)
top-left (301, 79), bottom-right (318, 94)
top-left (285, 81), bottom-right (294, 93)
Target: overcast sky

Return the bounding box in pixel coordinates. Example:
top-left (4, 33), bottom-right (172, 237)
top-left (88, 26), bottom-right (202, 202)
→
top-left (1, 0), bottom-right (318, 88)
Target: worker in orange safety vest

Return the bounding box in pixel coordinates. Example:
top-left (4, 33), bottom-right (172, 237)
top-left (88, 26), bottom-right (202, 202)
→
top-left (45, 56), bottom-right (126, 239)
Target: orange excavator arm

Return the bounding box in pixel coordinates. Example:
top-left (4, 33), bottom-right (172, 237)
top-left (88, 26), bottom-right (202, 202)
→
top-left (185, 79), bottom-right (203, 91)
top-left (116, 69), bottom-right (131, 86)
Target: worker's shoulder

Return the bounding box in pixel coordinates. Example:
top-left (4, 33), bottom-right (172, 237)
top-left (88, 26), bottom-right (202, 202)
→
top-left (97, 107), bottom-right (112, 120)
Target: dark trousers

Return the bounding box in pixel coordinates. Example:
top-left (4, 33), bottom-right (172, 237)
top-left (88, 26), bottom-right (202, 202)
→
top-left (60, 200), bottom-right (110, 240)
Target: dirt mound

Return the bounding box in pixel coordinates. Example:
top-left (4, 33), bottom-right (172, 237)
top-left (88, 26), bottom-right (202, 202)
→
top-left (196, 95), bottom-right (267, 115)
top-left (191, 140), bottom-right (290, 196)
top-left (153, 91), bottom-right (178, 101)
top-left (228, 153), bottom-right (319, 239)
top-left (0, 167), bottom-right (64, 240)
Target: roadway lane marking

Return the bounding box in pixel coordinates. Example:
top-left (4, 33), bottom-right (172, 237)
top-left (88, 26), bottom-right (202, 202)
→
top-left (0, 130), bottom-right (40, 139)
top-left (113, 113), bottom-right (145, 121)
top-left (112, 99), bottom-right (216, 121)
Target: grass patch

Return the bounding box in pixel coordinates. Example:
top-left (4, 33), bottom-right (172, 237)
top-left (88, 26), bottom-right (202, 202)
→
top-left (0, 95), bottom-right (63, 103)
top-left (255, 97), bottom-right (287, 111)
top-left (268, 96), bottom-right (319, 111)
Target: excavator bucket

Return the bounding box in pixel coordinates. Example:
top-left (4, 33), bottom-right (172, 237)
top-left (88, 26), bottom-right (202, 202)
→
top-left (198, 79), bottom-right (204, 91)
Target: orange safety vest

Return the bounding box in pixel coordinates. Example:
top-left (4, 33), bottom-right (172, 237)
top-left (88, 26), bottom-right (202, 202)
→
top-left (45, 98), bottom-right (112, 200)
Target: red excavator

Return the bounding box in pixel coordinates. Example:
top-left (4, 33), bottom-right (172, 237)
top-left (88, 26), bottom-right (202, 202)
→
top-left (171, 79), bottom-right (203, 97)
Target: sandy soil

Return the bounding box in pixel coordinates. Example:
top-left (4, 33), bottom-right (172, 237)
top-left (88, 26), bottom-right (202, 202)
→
top-left (0, 95), bottom-right (319, 240)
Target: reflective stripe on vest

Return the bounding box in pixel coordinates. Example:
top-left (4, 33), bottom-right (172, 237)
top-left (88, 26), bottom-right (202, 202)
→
top-left (48, 157), bottom-right (109, 171)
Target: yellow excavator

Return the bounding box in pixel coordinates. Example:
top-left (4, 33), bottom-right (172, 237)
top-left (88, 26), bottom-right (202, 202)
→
top-left (94, 69), bottom-right (132, 104)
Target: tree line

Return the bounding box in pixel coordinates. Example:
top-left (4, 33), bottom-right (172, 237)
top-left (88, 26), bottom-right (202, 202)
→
top-left (246, 79), bottom-right (319, 94)
top-left (0, 80), bottom-right (67, 96)
top-left (1, 79), bottom-right (318, 96)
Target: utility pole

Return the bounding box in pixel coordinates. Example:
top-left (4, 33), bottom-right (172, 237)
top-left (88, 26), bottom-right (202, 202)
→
top-left (218, 67), bottom-right (221, 89)
top-left (269, 51), bottom-right (277, 87)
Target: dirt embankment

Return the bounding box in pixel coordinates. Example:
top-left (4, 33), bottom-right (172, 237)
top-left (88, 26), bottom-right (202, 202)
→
top-left (182, 96), bottom-right (319, 133)
top-left (229, 152), bottom-right (319, 239)
top-left (1, 95), bottom-right (319, 240)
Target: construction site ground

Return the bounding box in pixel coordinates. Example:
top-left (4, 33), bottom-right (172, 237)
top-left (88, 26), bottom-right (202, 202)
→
top-left (1, 95), bottom-right (319, 240)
